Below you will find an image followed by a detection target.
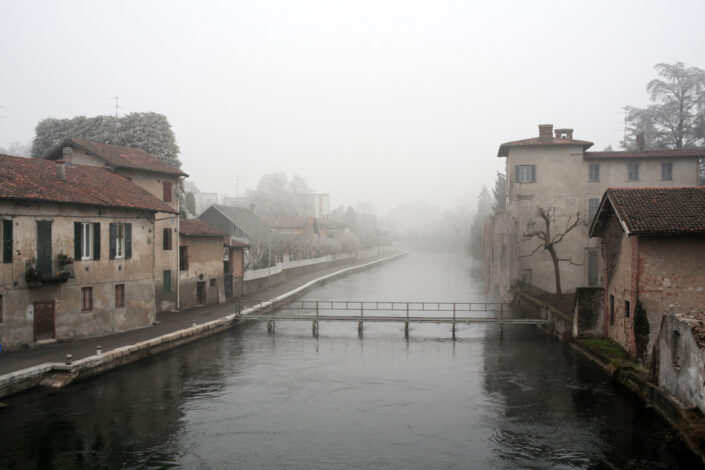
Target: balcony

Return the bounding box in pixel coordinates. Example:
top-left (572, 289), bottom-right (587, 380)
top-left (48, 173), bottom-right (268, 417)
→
top-left (25, 257), bottom-right (75, 286)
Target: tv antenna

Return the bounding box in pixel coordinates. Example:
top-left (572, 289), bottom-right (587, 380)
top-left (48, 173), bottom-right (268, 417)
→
top-left (109, 97), bottom-right (120, 142)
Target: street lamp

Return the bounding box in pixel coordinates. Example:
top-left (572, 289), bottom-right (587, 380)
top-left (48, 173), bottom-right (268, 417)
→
top-left (267, 229), bottom-right (274, 287)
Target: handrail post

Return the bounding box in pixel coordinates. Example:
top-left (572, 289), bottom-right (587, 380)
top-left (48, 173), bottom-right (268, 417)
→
top-left (316, 301), bottom-right (319, 317)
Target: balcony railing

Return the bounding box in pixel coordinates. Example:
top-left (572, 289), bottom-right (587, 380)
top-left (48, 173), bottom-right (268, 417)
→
top-left (25, 257), bottom-right (75, 285)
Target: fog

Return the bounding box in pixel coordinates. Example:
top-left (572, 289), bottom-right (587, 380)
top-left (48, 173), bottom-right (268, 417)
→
top-left (1, 0), bottom-right (704, 214)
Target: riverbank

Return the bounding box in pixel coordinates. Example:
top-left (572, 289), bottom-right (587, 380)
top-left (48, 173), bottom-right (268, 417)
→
top-left (512, 287), bottom-right (705, 464)
top-left (0, 251), bottom-right (407, 401)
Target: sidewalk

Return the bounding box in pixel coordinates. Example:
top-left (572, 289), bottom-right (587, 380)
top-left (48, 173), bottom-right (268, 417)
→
top-left (0, 254), bottom-right (400, 377)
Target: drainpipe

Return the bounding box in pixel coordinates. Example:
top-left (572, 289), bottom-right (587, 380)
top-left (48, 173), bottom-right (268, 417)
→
top-left (176, 179), bottom-right (181, 310)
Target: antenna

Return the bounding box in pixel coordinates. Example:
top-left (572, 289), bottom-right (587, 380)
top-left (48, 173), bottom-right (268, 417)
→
top-left (109, 97), bottom-right (119, 143)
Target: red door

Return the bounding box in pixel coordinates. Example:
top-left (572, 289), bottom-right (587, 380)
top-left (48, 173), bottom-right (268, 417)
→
top-left (34, 300), bottom-right (55, 341)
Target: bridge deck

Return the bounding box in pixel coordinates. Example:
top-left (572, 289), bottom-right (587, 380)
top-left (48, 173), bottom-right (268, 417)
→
top-left (239, 314), bottom-right (548, 325)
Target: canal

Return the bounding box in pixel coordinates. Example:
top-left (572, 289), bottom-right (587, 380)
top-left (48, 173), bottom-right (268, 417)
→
top-left (0, 246), bottom-right (700, 469)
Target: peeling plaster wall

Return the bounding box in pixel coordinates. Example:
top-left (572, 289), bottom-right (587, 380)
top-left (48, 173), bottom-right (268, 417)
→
top-left (178, 236), bottom-right (225, 309)
top-left (657, 314), bottom-right (705, 414)
top-left (0, 201), bottom-right (156, 350)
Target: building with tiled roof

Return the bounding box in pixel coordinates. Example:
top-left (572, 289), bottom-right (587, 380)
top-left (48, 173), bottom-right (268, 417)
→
top-left (177, 218), bottom-right (246, 308)
top-left (588, 187), bottom-right (705, 358)
top-left (45, 138), bottom-right (187, 177)
top-left (0, 154), bottom-right (174, 351)
top-left (485, 123), bottom-right (703, 296)
top-left (45, 139), bottom-right (187, 312)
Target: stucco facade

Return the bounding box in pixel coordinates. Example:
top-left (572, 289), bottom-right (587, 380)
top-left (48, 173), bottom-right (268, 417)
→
top-left (0, 201), bottom-right (157, 350)
top-left (54, 144), bottom-right (182, 312)
top-left (178, 235), bottom-right (225, 308)
top-left (495, 124), bottom-right (702, 294)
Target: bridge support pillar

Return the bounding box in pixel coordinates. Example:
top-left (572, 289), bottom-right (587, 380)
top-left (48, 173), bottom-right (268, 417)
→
top-left (452, 323), bottom-right (456, 340)
top-left (312, 320), bottom-right (319, 336)
top-left (358, 321), bottom-right (363, 337)
top-left (267, 320), bottom-right (275, 333)
top-left (404, 322), bottom-right (409, 338)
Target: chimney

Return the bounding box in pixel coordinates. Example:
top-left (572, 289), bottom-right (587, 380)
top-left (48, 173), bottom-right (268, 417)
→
top-left (538, 124), bottom-right (553, 142)
top-left (636, 132), bottom-right (645, 152)
top-left (55, 160), bottom-right (66, 181)
top-left (62, 146), bottom-right (74, 166)
top-left (554, 128), bottom-right (573, 140)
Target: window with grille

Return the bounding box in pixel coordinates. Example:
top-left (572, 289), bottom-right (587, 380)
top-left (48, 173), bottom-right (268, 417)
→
top-left (516, 165), bottom-right (536, 183)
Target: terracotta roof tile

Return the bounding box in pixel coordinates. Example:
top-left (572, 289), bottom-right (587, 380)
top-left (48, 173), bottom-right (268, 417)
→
top-left (593, 187), bottom-right (705, 236)
top-left (179, 219), bottom-right (226, 237)
top-left (584, 148), bottom-right (705, 160)
top-left (497, 137), bottom-right (593, 157)
top-left (0, 154), bottom-right (176, 213)
top-left (47, 138), bottom-right (187, 176)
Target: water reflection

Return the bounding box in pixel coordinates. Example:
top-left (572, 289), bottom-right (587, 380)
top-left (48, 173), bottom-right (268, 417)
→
top-left (0, 244), bottom-right (699, 469)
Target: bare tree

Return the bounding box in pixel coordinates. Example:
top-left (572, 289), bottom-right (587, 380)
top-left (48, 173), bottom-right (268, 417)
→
top-left (522, 206), bottom-right (582, 294)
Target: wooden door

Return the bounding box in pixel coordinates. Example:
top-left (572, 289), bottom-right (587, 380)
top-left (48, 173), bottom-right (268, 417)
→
top-left (34, 300), bottom-right (55, 341)
top-left (197, 281), bottom-right (206, 305)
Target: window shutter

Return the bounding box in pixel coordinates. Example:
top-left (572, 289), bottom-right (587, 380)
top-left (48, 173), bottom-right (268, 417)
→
top-left (530, 165), bottom-right (536, 183)
top-left (74, 222), bottom-right (82, 259)
top-left (163, 182), bottom-right (172, 202)
top-left (109, 223), bottom-right (116, 259)
top-left (125, 223), bottom-right (132, 259)
top-left (93, 223), bottom-right (101, 260)
top-left (2, 220), bottom-right (12, 263)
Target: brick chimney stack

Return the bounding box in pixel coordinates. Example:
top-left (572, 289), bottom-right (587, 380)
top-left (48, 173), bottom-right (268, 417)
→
top-left (636, 132), bottom-right (645, 152)
top-left (62, 146), bottom-right (74, 166)
top-left (538, 124), bottom-right (553, 142)
top-left (554, 128), bottom-right (573, 140)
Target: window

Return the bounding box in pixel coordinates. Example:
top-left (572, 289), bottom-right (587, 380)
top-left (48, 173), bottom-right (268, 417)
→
top-left (163, 228), bottom-right (173, 250)
top-left (588, 198), bottom-right (600, 220)
top-left (74, 222), bottom-right (100, 260)
top-left (662, 162), bottom-right (673, 181)
top-left (609, 294), bottom-right (615, 325)
top-left (628, 163), bottom-right (639, 181)
top-left (180, 246), bottom-right (188, 270)
top-left (588, 164), bottom-right (600, 182)
top-left (2, 220), bottom-right (12, 263)
top-left (163, 270), bottom-right (172, 294)
top-left (210, 278), bottom-right (216, 288)
top-left (625, 300), bottom-right (631, 318)
top-left (163, 181), bottom-right (172, 202)
top-left (81, 287), bottom-right (93, 312)
top-left (586, 249), bottom-right (599, 287)
top-left (110, 223), bottom-right (132, 259)
top-left (115, 284), bottom-right (125, 308)
top-left (516, 165), bottom-right (536, 183)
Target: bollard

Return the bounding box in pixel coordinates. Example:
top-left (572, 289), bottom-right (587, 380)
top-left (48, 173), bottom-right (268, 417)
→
top-left (96, 345), bottom-right (102, 357)
top-left (65, 354), bottom-right (73, 365)
top-left (192, 320), bottom-right (197, 328)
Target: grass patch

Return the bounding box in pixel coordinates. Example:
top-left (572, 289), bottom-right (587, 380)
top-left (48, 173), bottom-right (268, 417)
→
top-left (578, 337), bottom-right (633, 364)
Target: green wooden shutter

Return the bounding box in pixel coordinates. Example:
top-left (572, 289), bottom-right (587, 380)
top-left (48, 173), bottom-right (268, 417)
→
top-left (163, 270), bottom-right (171, 293)
top-left (2, 220), bottom-right (12, 263)
top-left (125, 223), bottom-right (132, 259)
top-left (74, 222), bottom-right (82, 259)
top-left (109, 223), bottom-right (116, 259)
top-left (93, 223), bottom-right (100, 260)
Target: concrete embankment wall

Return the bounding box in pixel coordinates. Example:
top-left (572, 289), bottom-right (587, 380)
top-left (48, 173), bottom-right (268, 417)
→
top-left (0, 252), bottom-right (406, 400)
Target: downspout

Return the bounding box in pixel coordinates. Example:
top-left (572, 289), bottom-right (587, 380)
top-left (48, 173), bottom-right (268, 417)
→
top-left (176, 179), bottom-right (181, 310)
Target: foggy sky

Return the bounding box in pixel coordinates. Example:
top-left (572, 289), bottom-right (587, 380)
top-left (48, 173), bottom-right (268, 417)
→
top-left (2, 0), bottom-right (705, 214)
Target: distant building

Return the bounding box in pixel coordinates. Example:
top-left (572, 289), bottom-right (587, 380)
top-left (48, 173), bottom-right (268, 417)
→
top-left (489, 124), bottom-right (704, 294)
top-left (198, 204), bottom-right (268, 245)
top-left (294, 193), bottom-right (329, 218)
top-left (589, 187), bottom-right (705, 357)
top-left (0, 154), bottom-right (176, 350)
top-left (192, 192), bottom-right (219, 216)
